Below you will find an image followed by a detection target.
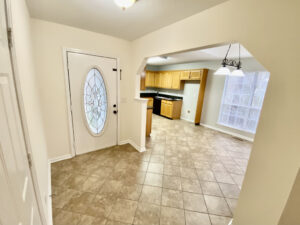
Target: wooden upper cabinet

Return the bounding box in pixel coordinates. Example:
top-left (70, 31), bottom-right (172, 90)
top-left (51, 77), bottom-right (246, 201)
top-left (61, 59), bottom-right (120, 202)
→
top-left (140, 75), bottom-right (146, 90)
top-left (145, 71), bottom-right (155, 87)
top-left (190, 70), bottom-right (202, 80)
top-left (180, 70), bottom-right (190, 80)
top-left (171, 71), bottom-right (183, 90)
top-left (155, 72), bottom-right (162, 88)
top-left (165, 72), bottom-right (172, 89)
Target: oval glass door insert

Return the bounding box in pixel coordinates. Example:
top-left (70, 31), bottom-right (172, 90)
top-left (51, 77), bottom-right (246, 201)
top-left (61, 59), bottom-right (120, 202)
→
top-left (83, 68), bottom-right (108, 135)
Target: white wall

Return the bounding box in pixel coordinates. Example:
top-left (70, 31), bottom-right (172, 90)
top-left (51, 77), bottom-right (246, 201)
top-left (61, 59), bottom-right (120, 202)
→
top-left (132, 0), bottom-right (300, 224)
top-left (31, 19), bottom-right (134, 159)
top-left (10, 0), bottom-right (49, 222)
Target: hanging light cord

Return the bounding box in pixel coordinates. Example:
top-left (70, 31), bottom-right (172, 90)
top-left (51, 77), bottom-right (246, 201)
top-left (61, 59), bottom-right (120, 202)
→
top-left (225, 44), bottom-right (231, 60)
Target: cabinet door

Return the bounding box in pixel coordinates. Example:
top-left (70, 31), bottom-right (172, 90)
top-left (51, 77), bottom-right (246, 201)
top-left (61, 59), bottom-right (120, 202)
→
top-left (165, 102), bottom-right (173, 118)
top-left (171, 71), bottom-right (182, 89)
top-left (150, 72), bottom-right (156, 86)
top-left (140, 75), bottom-right (146, 90)
top-left (190, 70), bottom-right (202, 80)
top-left (180, 70), bottom-right (190, 80)
top-left (160, 101), bottom-right (166, 116)
top-left (145, 71), bottom-right (152, 87)
top-left (165, 72), bottom-right (172, 89)
top-left (155, 72), bottom-right (162, 88)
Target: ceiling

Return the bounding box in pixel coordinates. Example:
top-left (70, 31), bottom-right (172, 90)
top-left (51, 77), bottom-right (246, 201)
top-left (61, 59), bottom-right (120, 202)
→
top-left (147, 43), bottom-right (253, 65)
top-left (26, 0), bottom-right (227, 40)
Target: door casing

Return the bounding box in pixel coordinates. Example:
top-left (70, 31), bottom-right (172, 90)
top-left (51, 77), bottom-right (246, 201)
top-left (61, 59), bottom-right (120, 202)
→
top-left (62, 48), bottom-right (121, 157)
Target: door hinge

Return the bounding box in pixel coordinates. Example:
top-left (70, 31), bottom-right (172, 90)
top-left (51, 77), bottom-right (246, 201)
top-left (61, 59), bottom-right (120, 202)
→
top-left (27, 153), bottom-right (32, 168)
top-left (7, 28), bottom-right (12, 48)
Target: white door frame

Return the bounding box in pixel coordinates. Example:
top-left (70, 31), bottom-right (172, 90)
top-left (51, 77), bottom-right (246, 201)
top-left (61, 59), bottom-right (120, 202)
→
top-left (3, 0), bottom-right (48, 224)
top-left (62, 48), bottom-right (121, 157)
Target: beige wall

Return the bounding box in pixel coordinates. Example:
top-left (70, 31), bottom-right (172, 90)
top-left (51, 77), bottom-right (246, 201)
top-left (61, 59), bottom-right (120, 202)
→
top-left (279, 168), bottom-right (300, 225)
top-left (31, 19), bottom-right (134, 159)
top-left (10, 0), bottom-right (49, 222)
top-left (132, 0), bottom-right (300, 224)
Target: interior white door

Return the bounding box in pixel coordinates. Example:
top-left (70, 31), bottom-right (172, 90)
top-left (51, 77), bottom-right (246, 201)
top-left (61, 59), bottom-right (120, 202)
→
top-left (0, 0), bottom-right (42, 224)
top-left (67, 52), bottom-right (118, 155)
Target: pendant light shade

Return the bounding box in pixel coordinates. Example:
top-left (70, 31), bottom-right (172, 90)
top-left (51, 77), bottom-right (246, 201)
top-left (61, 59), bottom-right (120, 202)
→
top-left (214, 66), bottom-right (231, 75)
top-left (231, 69), bottom-right (245, 77)
top-left (214, 44), bottom-right (245, 77)
top-left (114, 0), bottom-right (136, 9)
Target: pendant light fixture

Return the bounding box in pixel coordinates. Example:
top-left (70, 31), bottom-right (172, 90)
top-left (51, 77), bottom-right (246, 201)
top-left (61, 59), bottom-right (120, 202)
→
top-left (215, 44), bottom-right (245, 77)
top-left (114, 0), bottom-right (136, 10)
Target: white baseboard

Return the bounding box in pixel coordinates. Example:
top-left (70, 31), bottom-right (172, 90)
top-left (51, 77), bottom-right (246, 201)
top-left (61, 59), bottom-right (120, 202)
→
top-left (49, 154), bottom-right (72, 163)
top-left (200, 123), bottom-right (254, 142)
top-left (47, 162), bottom-right (53, 225)
top-left (119, 139), bottom-right (146, 152)
top-left (180, 117), bottom-right (194, 123)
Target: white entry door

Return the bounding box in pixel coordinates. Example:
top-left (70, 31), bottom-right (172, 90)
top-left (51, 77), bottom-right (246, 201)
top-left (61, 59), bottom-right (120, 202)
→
top-left (0, 0), bottom-right (43, 224)
top-left (67, 52), bottom-right (118, 155)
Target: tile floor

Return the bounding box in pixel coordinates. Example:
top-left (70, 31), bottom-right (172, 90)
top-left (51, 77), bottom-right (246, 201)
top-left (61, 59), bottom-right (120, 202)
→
top-left (51, 115), bottom-right (252, 225)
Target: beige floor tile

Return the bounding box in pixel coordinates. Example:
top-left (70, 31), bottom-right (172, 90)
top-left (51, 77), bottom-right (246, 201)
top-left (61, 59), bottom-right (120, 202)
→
top-left (63, 173), bottom-right (88, 190)
top-left (91, 216), bottom-right (107, 225)
top-left (204, 195), bottom-right (232, 217)
top-left (160, 206), bottom-right (185, 225)
top-left (52, 188), bottom-right (80, 209)
top-left (150, 155), bottom-right (165, 163)
top-left (200, 181), bottom-right (223, 197)
top-left (213, 172), bottom-right (235, 184)
top-left (85, 194), bottom-right (116, 218)
top-left (185, 211), bottom-right (211, 225)
top-left (148, 163), bottom-right (164, 174)
top-left (133, 202), bottom-right (161, 225)
top-left (163, 175), bottom-right (181, 190)
top-left (99, 179), bottom-right (123, 197)
top-left (183, 192), bottom-right (207, 213)
top-left (106, 220), bottom-right (131, 225)
top-left (181, 178), bottom-right (202, 194)
top-left (162, 189), bottom-right (183, 209)
top-left (144, 173), bottom-right (163, 187)
top-left (81, 175), bottom-right (105, 193)
top-left (230, 173), bottom-right (244, 188)
top-left (53, 210), bottom-right (81, 225)
top-left (219, 183), bottom-right (240, 199)
top-left (163, 165), bottom-right (181, 176)
top-left (180, 168), bottom-right (198, 179)
top-left (226, 198), bottom-right (238, 215)
top-left (77, 215), bottom-right (97, 225)
top-left (139, 185), bottom-right (162, 205)
top-left (118, 184), bottom-right (143, 201)
top-left (63, 192), bottom-right (95, 214)
top-left (52, 115), bottom-right (251, 225)
top-left (196, 169), bottom-right (216, 182)
top-left (209, 215), bottom-right (232, 225)
top-left (109, 199), bottom-right (138, 224)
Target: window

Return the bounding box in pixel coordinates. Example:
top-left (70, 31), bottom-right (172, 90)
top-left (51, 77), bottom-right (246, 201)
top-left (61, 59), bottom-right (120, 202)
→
top-left (218, 71), bottom-right (270, 133)
top-left (83, 68), bottom-right (107, 135)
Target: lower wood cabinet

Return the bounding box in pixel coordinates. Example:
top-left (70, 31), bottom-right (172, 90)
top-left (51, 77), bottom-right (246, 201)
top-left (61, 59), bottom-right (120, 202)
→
top-left (160, 100), bottom-right (182, 119)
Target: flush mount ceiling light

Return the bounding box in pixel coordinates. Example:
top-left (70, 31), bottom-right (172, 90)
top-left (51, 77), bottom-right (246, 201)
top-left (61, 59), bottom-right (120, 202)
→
top-left (114, 0), bottom-right (136, 10)
top-left (215, 44), bottom-right (245, 77)
top-left (147, 56), bottom-right (169, 64)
